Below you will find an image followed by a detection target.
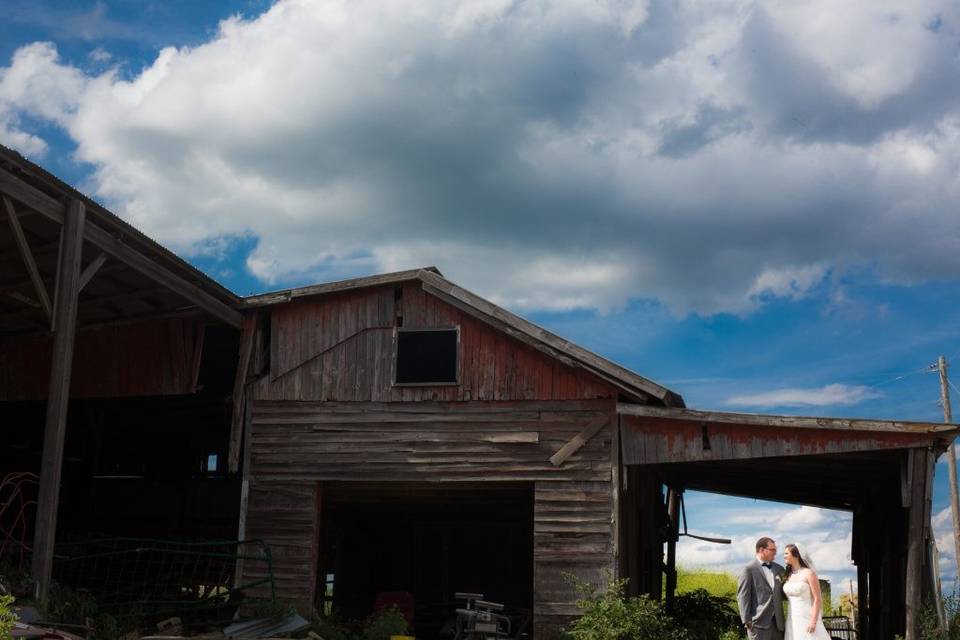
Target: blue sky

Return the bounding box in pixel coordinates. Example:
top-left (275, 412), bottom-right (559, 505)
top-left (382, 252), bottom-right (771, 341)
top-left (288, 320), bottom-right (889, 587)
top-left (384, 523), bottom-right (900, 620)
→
top-left (3, 0), bottom-right (960, 594)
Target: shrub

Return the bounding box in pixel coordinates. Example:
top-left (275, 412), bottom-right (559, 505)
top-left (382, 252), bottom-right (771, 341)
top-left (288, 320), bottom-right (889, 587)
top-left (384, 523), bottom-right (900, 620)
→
top-left (565, 571), bottom-right (690, 640)
top-left (362, 606), bottom-right (408, 640)
top-left (310, 615), bottom-right (359, 640)
top-left (672, 589), bottom-right (741, 640)
top-left (1, 594), bottom-right (19, 640)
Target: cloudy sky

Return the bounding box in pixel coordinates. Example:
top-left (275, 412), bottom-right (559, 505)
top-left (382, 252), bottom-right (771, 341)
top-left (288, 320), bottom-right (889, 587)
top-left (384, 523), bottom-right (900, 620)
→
top-left (3, 0), bottom-right (960, 595)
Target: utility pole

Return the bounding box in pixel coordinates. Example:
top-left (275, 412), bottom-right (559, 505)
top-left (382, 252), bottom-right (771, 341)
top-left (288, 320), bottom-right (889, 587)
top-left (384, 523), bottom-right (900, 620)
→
top-left (938, 355), bottom-right (960, 577)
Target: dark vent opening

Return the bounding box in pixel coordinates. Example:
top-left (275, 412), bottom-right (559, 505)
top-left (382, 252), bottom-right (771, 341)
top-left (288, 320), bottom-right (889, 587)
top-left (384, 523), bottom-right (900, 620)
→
top-left (395, 329), bottom-right (458, 384)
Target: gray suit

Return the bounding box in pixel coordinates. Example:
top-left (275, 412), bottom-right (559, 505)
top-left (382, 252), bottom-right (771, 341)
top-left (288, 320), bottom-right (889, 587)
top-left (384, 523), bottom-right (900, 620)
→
top-left (736, 559), bottom-right (785, 640)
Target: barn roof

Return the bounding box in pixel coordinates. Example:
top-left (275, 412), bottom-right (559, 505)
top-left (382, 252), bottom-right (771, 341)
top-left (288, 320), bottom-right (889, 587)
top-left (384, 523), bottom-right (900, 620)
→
top-left (244, 267), bottom-right (686, 407)
top-left (0, 144), bottom-right (241, 335)
top-left (617, 404), bottom-right (957, 434)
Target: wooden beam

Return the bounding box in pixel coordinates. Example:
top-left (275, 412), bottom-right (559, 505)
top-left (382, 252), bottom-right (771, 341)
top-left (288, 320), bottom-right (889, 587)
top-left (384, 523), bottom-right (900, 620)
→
top-left (4, 195), bottom-right (52, 321)
top-left (0, 168), bottom-right (64, 222)
top-left (78, 252), bottom-right (107, 292)
top-left (550, 414), bottom-right (608, 466)
top-left (617, 403), bottom-right (959, 435)
top-left (83, 224), bottom-right (241, 327)
top-left (190, 323), bottom-right (206, 393)
top-left (229, 312), bottom-right (258, 473)
top-left (31, 198), bottom-right (85, 607)
top-left (0, 169), bottom-right (241, 327)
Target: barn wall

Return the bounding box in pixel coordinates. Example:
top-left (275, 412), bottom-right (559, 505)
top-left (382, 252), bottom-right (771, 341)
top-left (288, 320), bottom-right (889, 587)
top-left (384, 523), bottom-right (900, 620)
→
top-left (241, 399), bottom-right (617, 636)
top-left (252, 282), bottom-right (616, 403)
top-left (0, 317), bottom-right (203, 400)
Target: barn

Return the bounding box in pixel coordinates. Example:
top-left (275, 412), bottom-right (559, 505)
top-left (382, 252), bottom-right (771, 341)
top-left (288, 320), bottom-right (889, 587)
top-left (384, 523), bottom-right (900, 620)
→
top-left (231, 268), bottom-right (955, 640)
top-left (1, 143), bottom-right (955, 640)
top-left (230, 268), bottom-right (683, 638)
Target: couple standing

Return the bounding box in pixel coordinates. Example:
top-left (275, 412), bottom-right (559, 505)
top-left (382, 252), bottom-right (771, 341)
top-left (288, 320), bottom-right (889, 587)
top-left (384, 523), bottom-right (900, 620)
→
top-left (736, 537), bottom-right (831, 640)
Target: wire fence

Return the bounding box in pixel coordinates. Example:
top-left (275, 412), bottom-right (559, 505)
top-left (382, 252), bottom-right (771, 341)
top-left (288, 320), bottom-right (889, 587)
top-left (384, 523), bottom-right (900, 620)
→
top-left (51, 537), bottom-right (276, 627)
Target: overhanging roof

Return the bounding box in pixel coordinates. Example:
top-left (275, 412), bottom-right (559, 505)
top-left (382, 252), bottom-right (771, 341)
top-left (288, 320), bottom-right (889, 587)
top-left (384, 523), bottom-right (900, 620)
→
top-left (618, 404), bottom-right (958, 467)
top-left (617, 404), bottom-right (957, 434)
top-left (0, 144), bottom-right (241, 334)
top-left (244, 267), bottom-right (685, 407)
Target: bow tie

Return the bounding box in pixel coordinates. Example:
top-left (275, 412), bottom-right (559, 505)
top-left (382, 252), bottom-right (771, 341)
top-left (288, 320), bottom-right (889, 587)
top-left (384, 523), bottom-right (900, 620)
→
top-left (762, 562), bottom-right (772, 568)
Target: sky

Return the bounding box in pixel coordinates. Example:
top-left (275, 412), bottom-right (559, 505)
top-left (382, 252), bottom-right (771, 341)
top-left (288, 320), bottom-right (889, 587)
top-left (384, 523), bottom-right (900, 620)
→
top-left (2, 0), bottom-right (960, 597)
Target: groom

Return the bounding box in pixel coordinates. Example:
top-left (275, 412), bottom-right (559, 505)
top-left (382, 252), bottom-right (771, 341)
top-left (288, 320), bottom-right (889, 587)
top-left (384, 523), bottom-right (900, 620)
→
top-left (736, 537), bottom-right (785, 640)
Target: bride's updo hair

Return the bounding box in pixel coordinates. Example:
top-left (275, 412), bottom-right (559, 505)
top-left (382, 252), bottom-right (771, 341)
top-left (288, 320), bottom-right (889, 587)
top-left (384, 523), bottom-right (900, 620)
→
top-left (784, 544), bottom-right (809, 580)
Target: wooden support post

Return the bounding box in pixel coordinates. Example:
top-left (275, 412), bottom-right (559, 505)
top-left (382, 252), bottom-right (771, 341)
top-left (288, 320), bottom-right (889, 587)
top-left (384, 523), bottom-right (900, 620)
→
top-left (234, 399), bottom-right (253, 589)
top-left (937, 356), bottom-right (960, 578)
top-left (665, 488), bottom-right (681, 611)
top-left (905, 447), bottom-right (930, 640)
top-left (31, 199), bottom-right (85, 606)
top-left (229, 312), bottom-right (258, 473)
top-left (636, 467), bottom-right (664, 600)
top-left (857, 561), bottom-right (869, 639)
top-left (611, 416), bottom-right (621, 576)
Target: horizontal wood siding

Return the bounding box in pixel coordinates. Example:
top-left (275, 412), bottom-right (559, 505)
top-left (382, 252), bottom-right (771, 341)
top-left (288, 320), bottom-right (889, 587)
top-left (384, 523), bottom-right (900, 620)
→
top-left (0, 316), bottom-right (201, 400)
top-left (254, 283), bottom-right (617, 403)
top-left (242, 399), bottom-right (616, 631)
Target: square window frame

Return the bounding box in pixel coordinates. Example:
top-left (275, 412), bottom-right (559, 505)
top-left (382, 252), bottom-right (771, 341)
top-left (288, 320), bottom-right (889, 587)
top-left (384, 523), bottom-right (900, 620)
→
top-left (391, 326), bottom-right (461, 387)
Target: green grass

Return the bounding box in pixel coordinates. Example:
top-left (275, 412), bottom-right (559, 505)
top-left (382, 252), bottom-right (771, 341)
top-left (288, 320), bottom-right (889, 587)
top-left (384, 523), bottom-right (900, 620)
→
top-left (676, 568), bottom-right (738, 600)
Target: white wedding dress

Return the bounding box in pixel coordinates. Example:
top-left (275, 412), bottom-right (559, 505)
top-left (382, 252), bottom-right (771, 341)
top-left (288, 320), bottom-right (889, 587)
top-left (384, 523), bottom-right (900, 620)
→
top-left (783, 571), bottom-right (831, 640)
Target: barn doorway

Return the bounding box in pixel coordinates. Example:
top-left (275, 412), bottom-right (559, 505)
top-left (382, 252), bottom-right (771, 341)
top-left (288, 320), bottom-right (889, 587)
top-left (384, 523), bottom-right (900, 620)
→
top-left (317, 482), bottom-right (534, 639)
top-left (672, 491), bottom-right (856, 615)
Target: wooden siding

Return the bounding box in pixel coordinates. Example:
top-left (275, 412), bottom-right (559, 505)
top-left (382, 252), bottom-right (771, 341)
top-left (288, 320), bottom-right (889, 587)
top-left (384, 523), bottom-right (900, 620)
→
top-left (241, 399), bottom-right (617, 634)
top-left (619, 415), bottom-right (938, 465)
top-left (253, 282), bottom-right (617, 403)
top-left (0, 317), bottom-right (202, 400)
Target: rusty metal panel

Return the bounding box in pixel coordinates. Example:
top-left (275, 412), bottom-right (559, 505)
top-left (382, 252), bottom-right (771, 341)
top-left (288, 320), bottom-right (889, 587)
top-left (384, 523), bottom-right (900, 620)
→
top-left (620, 415), bottom-right (936, 465)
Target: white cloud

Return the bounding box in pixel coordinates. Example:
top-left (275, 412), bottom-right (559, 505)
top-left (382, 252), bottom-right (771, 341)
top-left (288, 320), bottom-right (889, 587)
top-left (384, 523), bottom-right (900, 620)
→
top-left (677, 498), bottom-right (853, 587)
top-left (2, 0), bottom-right (960, 314)
top-left (724, 384), bottom-right (882, 408)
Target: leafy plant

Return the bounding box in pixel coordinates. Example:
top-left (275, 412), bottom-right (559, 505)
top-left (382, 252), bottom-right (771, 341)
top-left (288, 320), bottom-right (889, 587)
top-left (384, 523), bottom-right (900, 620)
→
top-left (310, 614), bottom-right (359, 640)
top-left (43, 582), bottom-right (98, 624)
top-left (672, 589), bottom-right (741, 640)
top-left (718, 630), bottom-right (744, 640)
top-left (1, 594), bottom-right (19, 640)
top-left (362, 606), bottom-right (408, 640)
top-left (565, 571), bottom-right (690, 640)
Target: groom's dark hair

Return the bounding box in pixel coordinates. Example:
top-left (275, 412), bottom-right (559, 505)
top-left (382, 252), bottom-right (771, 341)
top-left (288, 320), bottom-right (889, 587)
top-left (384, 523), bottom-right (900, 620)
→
top-left (755, 537), bottom-right (775, 552)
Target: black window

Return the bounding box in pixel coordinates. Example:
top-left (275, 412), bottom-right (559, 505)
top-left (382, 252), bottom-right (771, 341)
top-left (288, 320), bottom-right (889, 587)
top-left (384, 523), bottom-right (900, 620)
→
top-left (395, 328), bottom-right (458, 384)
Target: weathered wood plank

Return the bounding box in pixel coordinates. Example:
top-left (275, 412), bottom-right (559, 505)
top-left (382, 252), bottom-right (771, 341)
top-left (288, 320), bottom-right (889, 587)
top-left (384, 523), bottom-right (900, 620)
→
top-left (4, 195), bottom-right (52, 322)
top-left (31, 199), bottom-right (85, 606)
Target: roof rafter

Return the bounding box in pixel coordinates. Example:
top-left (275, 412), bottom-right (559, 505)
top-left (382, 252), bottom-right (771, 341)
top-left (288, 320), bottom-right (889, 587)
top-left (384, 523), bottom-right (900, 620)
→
top-left (0, 167), bottom-right (241, 328)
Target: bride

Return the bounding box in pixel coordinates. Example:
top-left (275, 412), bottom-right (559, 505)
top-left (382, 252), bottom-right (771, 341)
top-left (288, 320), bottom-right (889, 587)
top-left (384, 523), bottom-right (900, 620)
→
top-left (782, 544), bottom-right (831, 640)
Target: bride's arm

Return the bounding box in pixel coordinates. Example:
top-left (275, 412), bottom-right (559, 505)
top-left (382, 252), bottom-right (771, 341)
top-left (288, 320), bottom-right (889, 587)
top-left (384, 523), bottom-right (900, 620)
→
top-left (805, 570), bottom-right (822, 632)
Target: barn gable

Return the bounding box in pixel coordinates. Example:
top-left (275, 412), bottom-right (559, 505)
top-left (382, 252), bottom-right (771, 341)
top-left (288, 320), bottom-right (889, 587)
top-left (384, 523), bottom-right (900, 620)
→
top-left (243, 268), bottom-right (682, 406)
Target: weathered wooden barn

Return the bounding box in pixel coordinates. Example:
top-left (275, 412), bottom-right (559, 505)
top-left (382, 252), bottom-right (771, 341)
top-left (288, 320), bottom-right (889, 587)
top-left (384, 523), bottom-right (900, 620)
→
top-left (230, 268), bottom-right (683, 638)
top-left (1, 142), bottom-right (956, 640)
top-left (231, 269), bottom-right (956, 640)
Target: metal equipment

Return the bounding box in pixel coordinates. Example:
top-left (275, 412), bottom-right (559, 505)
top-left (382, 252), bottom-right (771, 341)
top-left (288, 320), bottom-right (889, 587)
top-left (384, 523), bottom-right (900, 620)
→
top-left (453, 592), bottom-right (511, 640)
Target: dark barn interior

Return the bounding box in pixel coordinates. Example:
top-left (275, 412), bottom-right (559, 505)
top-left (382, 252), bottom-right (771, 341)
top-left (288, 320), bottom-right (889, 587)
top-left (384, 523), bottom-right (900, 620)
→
top-left (318, 482), bottom-right (534, 640)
